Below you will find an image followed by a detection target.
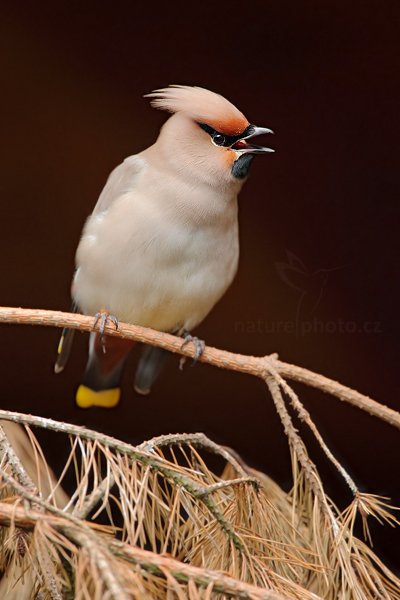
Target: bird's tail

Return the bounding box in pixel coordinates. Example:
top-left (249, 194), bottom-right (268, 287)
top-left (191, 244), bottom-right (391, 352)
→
top-left (54, 302), bottom-right (79, 374)
top-left (134, 345), bottom-right (171, 395)
top-left (76, 333), bottom-right (135, 408)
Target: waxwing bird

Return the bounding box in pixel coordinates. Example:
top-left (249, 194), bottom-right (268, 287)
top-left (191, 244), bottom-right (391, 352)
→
top-left (55, 85), bottom-right (274, 408)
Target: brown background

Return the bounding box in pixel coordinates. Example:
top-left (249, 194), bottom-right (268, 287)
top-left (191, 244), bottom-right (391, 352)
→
top-left (1, 1), bottom-right (399, 569)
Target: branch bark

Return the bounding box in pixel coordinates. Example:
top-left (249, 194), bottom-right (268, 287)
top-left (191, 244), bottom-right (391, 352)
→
top-left (0, 306), bottom-right (398, 429)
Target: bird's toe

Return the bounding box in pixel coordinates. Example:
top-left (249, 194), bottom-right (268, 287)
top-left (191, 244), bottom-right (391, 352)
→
top-left (181, 332), bottom-right (205, 366)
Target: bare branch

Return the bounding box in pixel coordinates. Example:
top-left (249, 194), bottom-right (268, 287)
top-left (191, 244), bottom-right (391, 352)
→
top-left (0, 424), bottom-right (38, 496)
top-left (0, 306), bottom-right (398, 430)
top-left (198, 477), bottom-right (260, 496)
top-left (264, 374), bottom-right (337, 529)
top-left (137, 432), bottom-right (249, 477)
top-left (264, 363), bottom-right (359, 495)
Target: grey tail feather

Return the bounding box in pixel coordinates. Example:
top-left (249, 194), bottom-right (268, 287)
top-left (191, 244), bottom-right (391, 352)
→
top-left (134, 345), bottom-right (171, 395)
top-left (54, 302), bottom-right (78, 374)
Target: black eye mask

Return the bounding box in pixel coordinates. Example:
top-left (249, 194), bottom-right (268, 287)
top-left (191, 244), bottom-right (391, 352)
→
top-left (197, 122), bottom-right (255, 147)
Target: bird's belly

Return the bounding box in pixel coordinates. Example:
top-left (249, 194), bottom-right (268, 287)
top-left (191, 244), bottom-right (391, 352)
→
top-left (74, 214), bottom-right (239, 332)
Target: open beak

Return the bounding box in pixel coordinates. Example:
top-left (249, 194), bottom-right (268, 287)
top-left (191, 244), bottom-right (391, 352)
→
top-left (232, 125), bottom-right (275, 154)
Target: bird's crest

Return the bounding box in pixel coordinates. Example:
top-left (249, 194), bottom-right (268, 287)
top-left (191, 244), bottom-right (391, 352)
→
top-left (145, 85), bottom-right (249, 135)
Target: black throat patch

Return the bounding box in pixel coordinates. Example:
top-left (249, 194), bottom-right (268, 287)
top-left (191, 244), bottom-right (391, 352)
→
top-left (231, 154), bottom-right (255, 179)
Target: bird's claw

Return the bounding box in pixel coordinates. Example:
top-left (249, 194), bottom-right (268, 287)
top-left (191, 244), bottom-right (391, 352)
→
top-left (93, 310), bottom-right (119, 353)
top-left (180, 332), bottom-right (205, 367)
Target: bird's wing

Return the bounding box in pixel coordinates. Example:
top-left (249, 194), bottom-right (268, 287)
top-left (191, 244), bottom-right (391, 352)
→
top-left (55, 156), bottom-right (144, 374)
top-left (92, 155), bottom-right (145, 215)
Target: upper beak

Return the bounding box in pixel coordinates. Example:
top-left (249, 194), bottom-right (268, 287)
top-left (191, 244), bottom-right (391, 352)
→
top-left (232, 125), bottom-right (275, 154)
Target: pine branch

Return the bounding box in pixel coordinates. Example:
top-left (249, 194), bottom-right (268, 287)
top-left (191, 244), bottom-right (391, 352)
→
top-left (0, 410), bottom-right (247, 551)
top-left (1, 304), bottom-right (399, 598)
top-left (0, 499), bottom-right (291, 600)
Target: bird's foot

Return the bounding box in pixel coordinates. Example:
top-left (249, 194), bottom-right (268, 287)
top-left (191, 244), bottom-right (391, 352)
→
top-left (180, 331), bottom-right (205, 369)
top-left (93, 310), bottom-right (119, 353)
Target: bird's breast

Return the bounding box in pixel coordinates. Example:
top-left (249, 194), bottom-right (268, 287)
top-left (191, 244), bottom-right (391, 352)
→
top-left (74, 189), bottom-right (239, 331)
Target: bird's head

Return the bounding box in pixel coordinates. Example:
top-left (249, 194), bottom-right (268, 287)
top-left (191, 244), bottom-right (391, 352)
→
top-left (145, 85), bottom-right (274, 187)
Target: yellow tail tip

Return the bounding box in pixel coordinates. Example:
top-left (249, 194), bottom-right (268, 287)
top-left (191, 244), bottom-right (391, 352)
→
top-left (76, 385), bottom-right (121, 409)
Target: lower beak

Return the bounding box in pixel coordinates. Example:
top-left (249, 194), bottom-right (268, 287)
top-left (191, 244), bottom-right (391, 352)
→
top-left (232, 125), bottom-right (275, 154)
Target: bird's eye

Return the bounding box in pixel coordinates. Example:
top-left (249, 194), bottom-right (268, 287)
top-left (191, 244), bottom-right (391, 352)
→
top-left (212, 133), bottom-right (225, 146)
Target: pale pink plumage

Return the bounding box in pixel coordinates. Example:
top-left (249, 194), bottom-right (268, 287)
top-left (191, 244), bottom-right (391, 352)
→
top-left (145, 85), bottom-right (249, 135)
top-left (56, 84), bottom-right (273, 404)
